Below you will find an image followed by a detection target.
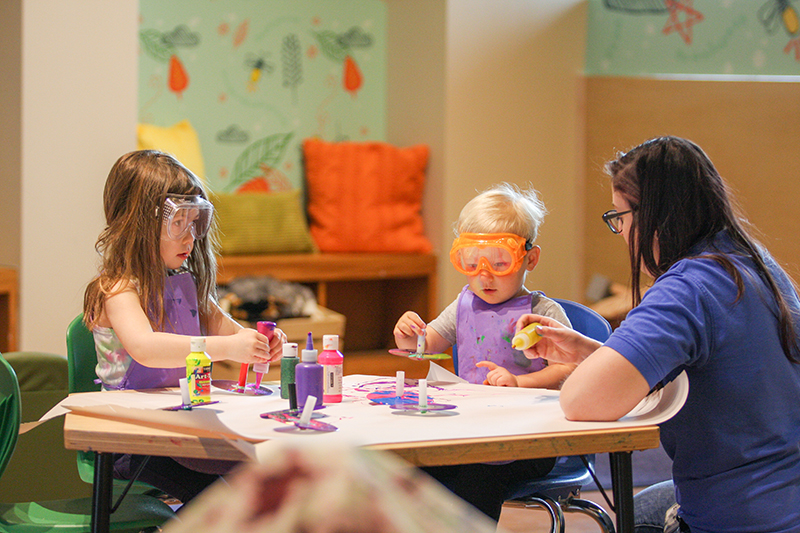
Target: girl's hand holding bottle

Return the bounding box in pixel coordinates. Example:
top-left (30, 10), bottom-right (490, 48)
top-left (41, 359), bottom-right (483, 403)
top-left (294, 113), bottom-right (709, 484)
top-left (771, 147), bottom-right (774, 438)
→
top-left (217, 327), bottom-right (287, 365)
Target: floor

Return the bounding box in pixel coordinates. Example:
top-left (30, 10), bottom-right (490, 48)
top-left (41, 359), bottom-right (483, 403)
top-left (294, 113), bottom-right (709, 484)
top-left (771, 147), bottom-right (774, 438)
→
top-left (498, 490), bottom-right (620, 532)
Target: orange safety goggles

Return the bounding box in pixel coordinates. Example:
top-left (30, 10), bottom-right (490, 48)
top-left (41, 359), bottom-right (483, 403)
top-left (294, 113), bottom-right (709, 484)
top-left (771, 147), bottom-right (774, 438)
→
top-left (449, 233), bottom-right (532, 276)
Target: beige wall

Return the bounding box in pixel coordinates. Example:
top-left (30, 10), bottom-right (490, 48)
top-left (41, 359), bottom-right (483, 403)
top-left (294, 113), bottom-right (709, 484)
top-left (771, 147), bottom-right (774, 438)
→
top-left (6, 0), bottom-right (586, 354)
top-left (441, 1), bottom-right (587, 305)
top-left (18, 0), bottom-right (139, 354)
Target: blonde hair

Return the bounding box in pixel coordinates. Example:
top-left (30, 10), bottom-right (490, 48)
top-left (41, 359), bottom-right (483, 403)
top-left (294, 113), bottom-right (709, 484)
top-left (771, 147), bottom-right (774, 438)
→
top-left (455, 182), bottom-right (547, 242)
top-left (83, 150), bottom-right (219, 332)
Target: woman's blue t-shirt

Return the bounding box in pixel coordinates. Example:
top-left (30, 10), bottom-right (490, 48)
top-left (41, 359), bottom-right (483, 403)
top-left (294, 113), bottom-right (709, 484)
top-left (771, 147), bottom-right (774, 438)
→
top-left (605, 232), bottom-right (800, 533)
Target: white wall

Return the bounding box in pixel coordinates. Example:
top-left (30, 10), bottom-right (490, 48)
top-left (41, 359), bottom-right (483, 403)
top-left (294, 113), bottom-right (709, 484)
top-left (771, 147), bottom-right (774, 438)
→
top-left (20, 0), bottom-right (138, 354)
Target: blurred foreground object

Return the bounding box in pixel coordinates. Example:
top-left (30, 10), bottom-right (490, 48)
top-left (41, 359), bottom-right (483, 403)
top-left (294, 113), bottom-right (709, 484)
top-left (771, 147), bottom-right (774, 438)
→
top-left (163, 440), bottom-right (503, 533)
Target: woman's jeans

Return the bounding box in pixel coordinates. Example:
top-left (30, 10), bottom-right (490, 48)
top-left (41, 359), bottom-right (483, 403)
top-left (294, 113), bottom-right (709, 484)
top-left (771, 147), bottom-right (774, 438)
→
top-left (634, 480), bottom-right (678, 533)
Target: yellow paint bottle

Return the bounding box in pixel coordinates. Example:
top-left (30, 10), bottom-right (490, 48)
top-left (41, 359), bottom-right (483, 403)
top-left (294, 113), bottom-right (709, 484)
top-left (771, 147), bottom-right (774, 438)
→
top-left (186, 337), bottom-right (212, 404)
top-left (511, 323), bottom-right (543, 350)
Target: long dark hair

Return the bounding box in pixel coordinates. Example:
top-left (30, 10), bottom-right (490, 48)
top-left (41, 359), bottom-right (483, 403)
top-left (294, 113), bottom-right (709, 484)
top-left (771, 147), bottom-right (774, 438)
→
top-left (606, 136), bottom-right (800, 363)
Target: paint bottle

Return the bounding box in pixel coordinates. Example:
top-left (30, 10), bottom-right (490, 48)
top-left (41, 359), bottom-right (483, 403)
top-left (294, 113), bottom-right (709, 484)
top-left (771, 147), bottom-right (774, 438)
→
top-left (295, 346), bottom-right (323, 409)
top-left (186, 337), bottom-right (212, 404)
top-left (280, 342), bottom-right (299, 399)
top-left (511, 322), bottom-right (543, 350)
top-left (319, 335), bottom-right (343, 403)
top-left (253, 321), bottom-right (276, 389)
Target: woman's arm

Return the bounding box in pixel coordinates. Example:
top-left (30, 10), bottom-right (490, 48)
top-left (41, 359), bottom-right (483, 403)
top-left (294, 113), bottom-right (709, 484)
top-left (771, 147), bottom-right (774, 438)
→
top-left (517, 314), bottom-right (650, 420)
top-left (559, 346), bottom-right (650, 421)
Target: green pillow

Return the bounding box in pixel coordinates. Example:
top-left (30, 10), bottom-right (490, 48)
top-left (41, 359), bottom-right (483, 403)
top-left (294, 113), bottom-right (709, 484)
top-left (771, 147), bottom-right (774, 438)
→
top-left (211, 189), bottom-right (317, 255)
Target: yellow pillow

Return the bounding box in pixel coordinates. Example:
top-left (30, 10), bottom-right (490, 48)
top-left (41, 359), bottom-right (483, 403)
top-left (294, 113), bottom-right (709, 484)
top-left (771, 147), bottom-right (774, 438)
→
top-left (211, 189), bottom-right (317, 255)
top-left (137, 120), bottom-right (206, 182)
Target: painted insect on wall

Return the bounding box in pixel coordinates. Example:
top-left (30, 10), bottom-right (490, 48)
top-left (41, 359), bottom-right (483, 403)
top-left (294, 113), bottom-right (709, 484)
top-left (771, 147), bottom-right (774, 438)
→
top-left (759, 0), bottom-right (800, 37)
top-left (245, 52), bottom-right (275, 92)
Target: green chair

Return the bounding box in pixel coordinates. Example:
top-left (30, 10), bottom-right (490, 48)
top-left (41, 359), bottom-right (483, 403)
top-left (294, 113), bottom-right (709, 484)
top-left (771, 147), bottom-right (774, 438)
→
top-left (0, 352), bottom-right (91, 503)
top-left (65, 315), bottom-right (158, 496)
top-left (0, 353), bottom-right (175, 532)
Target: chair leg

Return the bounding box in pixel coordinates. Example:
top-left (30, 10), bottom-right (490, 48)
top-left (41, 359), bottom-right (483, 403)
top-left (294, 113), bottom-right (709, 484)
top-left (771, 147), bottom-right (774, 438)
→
top-left (564, 498), bottom-right (616, 533)
top-left (520, 495), bottom-right (565, 533)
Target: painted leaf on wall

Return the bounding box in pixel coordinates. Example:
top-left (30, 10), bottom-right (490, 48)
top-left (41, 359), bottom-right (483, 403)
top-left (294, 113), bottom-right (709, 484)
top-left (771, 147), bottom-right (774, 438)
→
top-left (343, 55), bottom-right (363, 96)
top-left (140, 29), bottom-right (175, 62)
top-left (313, 30), bottom-right (349, 62)
top-left (169, 55), bottom-right (190, 98)
top-left (227, 132), bottom-right (294, 192)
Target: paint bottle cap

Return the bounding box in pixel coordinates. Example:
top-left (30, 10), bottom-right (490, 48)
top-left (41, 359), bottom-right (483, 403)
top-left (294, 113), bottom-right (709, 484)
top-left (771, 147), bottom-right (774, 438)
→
top-left (190, 337), bottom-right (206, 352)
top-left (301, 348), bottom-right (318, 363)
top-left (306, 332), bottom-right (314, 350)
top-left (283, 343), bottom-right (298, 358)
top-left (257, 321), bottom-right (276, 337)
top-left (322, 335), bottom-right (339, 351)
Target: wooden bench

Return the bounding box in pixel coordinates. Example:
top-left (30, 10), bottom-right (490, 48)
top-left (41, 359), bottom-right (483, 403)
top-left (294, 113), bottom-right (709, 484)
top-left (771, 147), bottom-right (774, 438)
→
top-left (217, 253), bottom-right (438, 352)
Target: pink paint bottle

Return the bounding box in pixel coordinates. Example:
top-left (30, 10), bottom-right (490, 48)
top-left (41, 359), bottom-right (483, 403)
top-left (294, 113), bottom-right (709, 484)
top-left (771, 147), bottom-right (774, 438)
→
top-left (319, 334), bottom-right (343, 403)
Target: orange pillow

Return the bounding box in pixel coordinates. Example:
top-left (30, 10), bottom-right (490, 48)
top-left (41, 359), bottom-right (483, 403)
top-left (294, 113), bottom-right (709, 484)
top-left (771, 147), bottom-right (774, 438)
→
top-left (303, 139), bottom-right (432, 253)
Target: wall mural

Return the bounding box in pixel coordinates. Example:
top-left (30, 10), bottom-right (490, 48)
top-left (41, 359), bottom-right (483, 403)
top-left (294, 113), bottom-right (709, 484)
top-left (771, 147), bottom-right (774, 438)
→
top-left (138, 1), bottom-right (386, 193)
top-left (587, 0), bottom-right (800, 76)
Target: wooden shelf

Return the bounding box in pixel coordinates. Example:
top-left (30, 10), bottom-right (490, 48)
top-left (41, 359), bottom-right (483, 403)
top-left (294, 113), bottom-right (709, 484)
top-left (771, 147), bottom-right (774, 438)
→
top-left (217, 252), bottom-right (438, 353)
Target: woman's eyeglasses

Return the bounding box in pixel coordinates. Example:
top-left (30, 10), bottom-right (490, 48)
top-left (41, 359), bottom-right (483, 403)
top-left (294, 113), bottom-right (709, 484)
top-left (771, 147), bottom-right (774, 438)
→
top-left (601, 209), bottom-right (632, 234)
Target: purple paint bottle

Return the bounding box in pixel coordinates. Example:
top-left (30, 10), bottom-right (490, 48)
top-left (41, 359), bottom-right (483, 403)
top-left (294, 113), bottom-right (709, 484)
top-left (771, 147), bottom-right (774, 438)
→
top-left (295, 346), bottom-right (323, 409)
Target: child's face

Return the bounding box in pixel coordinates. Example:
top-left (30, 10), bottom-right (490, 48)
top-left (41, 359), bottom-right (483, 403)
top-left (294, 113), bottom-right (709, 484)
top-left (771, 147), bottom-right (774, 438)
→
top-left (160, 222), bottom-right (195, 270)
top-left (466, 246), bottom-right (540, 305)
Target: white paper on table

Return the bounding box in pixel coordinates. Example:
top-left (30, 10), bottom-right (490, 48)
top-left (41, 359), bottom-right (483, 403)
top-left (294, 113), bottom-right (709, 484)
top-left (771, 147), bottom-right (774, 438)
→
top-left (47, 372), bottom-right (688, 458)
top-left (425, 361), bottom-right (467, 385)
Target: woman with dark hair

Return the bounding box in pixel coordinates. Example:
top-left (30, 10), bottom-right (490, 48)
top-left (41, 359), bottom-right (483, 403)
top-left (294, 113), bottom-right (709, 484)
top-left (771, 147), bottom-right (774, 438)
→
top-left (518, 137), bottom-right (800, 532)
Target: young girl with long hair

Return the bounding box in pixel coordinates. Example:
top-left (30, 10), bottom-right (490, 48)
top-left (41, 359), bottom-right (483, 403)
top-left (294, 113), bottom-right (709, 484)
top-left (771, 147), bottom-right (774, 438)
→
top-left (84, 150), bottom-right (286, 503)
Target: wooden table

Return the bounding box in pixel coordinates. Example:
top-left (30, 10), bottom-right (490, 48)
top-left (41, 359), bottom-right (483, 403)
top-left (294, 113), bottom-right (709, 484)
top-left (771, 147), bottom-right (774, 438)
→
top-left (64, 408), bottom-right (659, 533)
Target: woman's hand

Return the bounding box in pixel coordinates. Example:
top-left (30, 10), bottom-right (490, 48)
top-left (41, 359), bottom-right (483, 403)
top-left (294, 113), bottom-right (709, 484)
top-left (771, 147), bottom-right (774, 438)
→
top-left (476, 361), bottom-right (518, 387)
top-left (517, 314), bottom-right (601, 365)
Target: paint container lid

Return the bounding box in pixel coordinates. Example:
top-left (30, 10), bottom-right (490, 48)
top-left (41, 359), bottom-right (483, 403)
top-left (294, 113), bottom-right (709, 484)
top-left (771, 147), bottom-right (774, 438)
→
top-left (322, 335), bottom-right (339, 351)
top-left (190, 337), bottom-right (206, 352)
top-left (283, 343), bottom-right (298, 358)
top-left (301, 348), bottom-right (318, 363)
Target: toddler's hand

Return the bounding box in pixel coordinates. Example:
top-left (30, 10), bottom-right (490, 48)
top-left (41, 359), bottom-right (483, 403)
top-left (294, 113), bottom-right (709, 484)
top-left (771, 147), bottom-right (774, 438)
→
top-left (393, 311), bottom-right (427, 339)
top-left (477, 361), bottom-right (518, 387)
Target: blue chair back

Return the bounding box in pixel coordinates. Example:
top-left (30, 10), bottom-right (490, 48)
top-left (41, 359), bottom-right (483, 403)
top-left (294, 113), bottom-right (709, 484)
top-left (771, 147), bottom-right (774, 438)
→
top-left (551, 298), bottom-right (612, 343)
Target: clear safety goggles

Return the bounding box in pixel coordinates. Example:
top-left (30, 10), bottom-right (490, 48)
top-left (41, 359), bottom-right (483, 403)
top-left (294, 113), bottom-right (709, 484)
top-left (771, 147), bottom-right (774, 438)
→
top-left (449, 233), bottom-right (532, 276)
top-left (161, 195), bottom-right (214, 240)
